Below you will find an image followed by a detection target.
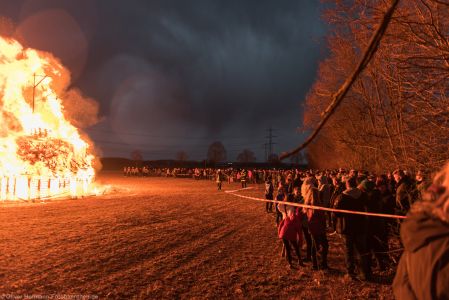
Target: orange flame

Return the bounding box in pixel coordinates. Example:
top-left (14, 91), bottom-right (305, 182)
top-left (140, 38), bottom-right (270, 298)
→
top-left (0, 36), bottom-right (96, 201)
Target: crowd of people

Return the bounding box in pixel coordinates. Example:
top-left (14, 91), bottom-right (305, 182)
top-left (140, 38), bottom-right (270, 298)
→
top-left (215, 166), bottom-right (442, 285)
top-left (258, 166), bottom-right (449, 298)
top-left (121, 163), bottom-right (449, 296)
top-left (122, 165), bottom-right (267, 183)
top-left (261, 169), bottom-right (404, 279)
top-left (123, 166), bottom-right (216, 179)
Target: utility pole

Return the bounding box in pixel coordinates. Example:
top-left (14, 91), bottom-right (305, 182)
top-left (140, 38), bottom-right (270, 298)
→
top-left (265, 127), bottom-right (277, 161)
top-left (262, 143), bottom-right (268, 162)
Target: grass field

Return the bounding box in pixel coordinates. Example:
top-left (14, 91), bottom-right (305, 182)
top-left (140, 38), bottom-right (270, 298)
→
top-left (0, 172), bottom-right (396, 299)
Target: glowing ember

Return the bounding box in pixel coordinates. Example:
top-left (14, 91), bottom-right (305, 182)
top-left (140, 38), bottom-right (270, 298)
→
top-left (0, 36), bottom-right (96, 201)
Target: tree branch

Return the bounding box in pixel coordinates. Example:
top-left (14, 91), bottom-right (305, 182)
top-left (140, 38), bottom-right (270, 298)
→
top-left (280, 0), bottom-right (401, 160)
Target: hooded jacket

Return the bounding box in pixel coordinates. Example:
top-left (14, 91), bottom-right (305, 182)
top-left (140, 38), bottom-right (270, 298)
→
top-left (393, 212), bottom-right (449, 300)
top-left (332, 188), bottom-right (368, 235)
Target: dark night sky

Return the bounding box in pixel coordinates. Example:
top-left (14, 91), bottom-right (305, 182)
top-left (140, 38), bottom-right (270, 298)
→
top-left (0, 0), bottom-right (327, 161)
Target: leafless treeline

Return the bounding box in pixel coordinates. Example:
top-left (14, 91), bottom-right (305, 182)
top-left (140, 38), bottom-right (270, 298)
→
top-left (304, 0), bottom-right (449, 173)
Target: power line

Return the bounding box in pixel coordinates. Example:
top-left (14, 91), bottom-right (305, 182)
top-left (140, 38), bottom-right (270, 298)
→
top-left (86, 128), bottom-right (260, 141)
top-left (93, 139), bottom-right (264, 149)
top-left (262, 143), bottom-right (268, 162)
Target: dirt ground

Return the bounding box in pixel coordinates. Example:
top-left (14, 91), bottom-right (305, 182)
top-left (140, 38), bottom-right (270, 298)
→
top-left (0, 172), bottom-right (397, 299)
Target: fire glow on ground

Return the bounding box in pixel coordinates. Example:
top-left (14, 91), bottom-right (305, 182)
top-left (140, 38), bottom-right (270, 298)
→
top-left (0, 173), bottom-right (396, 299)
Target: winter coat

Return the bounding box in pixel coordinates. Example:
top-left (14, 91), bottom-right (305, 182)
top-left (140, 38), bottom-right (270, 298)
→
top-left (365, 189), bottom-right (385, 235)
top-left (216, 172), bottom-right (224, 182)
top-left (307, 208), bottom-right (327, 236)
top-left (303, 185), bottom-right (326, 236)
top-left (330, 182), bottom-right (345, 208)
top-left (275, 192), bottom-right (284, 213)
top-left (393, 212), bottom-right (449, 300)
top-left (293, 175), bottom-right (302, 188)
top-left (278, 207), bottom-right (303, 243)
top-left (265, 181), bottom-right (274, 198)
top-left (318, 176), bottom-right (332, 208)
top-left (380, 190), bottom-right (396, 216)
top-left (286, 181), bottom-right (294, 195)
top-left (319, 184), bottom-right (331, 208)
top-left (395, 177), bottom-right (415, 214)
top-left (332, 188), bottom-right (368, 235)
top-left (298, 197), bottom-right (309, 228)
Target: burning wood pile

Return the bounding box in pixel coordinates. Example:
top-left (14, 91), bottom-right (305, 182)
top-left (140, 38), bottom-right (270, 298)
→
top-left (16, 132), bottom-right (89, 174)
top-left (0, 36), bottom-right (96, 201)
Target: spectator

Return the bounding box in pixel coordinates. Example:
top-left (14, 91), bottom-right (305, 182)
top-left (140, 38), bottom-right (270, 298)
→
top-left (415, 170), bottom-right (428, 201)
top-left (360, 179), bottom-right (389, 271)
top-left (393, 169), bottom-right (414, 215)
top-left (295, 186), bottom-right (312, 262)
top-left (333, 176), bottom-right (372, 281)
top-left (278, 194), bottom-right (304, 269)
top-left (393, 162), bottom-right (449, 299)
top-left (319, 175), bottom-right (332, 228)
top-left (265, 176), bottom-right (274, 213)
top-left (302, 176), bottom-right (329, 270)
top-left (216, 169), bottom-right (224, 190)
top-left (275, 184), bottom-right (285, 226)
top-left (240, 169), bottom-right (247, 188)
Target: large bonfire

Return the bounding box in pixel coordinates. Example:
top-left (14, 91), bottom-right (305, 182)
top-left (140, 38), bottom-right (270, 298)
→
top-left (0, 36), bottom-right (96, 201)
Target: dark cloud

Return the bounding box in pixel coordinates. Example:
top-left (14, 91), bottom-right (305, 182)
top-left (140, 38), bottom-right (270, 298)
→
top-left (0, 0), bottom-right (327, 160)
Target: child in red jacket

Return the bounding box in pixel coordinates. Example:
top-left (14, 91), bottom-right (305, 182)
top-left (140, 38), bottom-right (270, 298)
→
top-left (278, 194), bottom-right (304, 269)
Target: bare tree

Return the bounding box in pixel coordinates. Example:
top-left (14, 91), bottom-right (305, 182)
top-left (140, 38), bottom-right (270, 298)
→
top-left (303, 0), bottom-right (449, 173)
top-left (237, 149), bottom-right (256, 163)
top-left (207, 141), bottom-right (227, 163)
